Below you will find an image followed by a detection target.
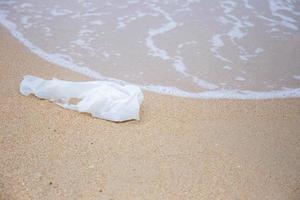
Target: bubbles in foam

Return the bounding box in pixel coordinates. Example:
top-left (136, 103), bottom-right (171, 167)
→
top-left (235, 76), bottom-right (246, 81)
top-left (0, 0), bottom-right (299, 99)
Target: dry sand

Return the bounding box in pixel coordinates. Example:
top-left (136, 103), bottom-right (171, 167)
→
top-left (0, 26), bottom-right (300, 200)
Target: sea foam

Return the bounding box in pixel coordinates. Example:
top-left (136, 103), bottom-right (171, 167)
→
top-left (1, 0), bottom-right (300, 99)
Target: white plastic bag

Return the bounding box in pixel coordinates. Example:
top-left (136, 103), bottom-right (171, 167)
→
top-left (20, 75), bottom-right (143, 122)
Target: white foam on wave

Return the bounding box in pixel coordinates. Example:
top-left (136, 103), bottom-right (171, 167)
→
top-left (210, 34), bottom-right (232, 63)
top-left (253, 0), bottom-right (300, 32)
top-left (223, 66), bottom-right (232, 70)
top-left (90, 20), bottom-right (103, 26)
top-left (78, 29), bottom-right (94, 36)
top-left (268, 0), bottom-right (300, 30)
top-left (177, 41), bottom-right (197, 50)
top-left (239, 47), bottom-right (264, 61)
top-left (44, 27), bottom-right (52, 37)
top-left (293, 75), bottom-right (300, 80)
top-left (146, 4), bottom-right (218, 90)
top-left (145, 6), bottom-right (177, 60)
top-left (20, 16), bottom-right (32, 28)
top-left (116, 11), bottom-right (158, 30)
top-left (20, 3), bottom-right (33, 9)
top-left (71, 12), bottom-right (105, 19)
top-left (235, 76), bottom-right (246, 81)
top-left (0, 11), bottom-right (110, 82)
top-left (143, 84), bottom-right (300, 99)
top-left (210, 0), bottom-right (256, 63)
top-left (70, 38), bottom-right (92, 50)
top-left (221, 1), bottom-right (254, 39)
top-left (242, 0), bottom-right (254, 10)
top-left (50, 7), bottom-right (73, 17)
top-left (128, 0), bottom-right (139, 4)
top-left (1, 1), bottom-right (300, 100)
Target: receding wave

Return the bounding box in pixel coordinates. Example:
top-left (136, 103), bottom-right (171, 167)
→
top-left (0, 0), bottom-right (300, 99)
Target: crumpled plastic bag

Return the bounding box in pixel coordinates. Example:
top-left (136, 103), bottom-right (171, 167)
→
top-left (20, 75), bottom-right (144, 122)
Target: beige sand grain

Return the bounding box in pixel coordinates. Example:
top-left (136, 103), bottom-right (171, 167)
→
top-left (0, 27), bottom-right (300, 200)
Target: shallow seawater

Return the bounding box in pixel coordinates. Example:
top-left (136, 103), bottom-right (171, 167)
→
top-left (0, 0), bottom-right (300, 98)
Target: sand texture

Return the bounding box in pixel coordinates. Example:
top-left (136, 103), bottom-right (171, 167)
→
top-left (0, 27), bottom-right (300, 200)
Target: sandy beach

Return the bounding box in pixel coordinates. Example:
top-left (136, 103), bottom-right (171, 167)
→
top-left (0, 26), bottom-right (300, 200)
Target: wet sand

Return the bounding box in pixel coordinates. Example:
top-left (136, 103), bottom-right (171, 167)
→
top-left (2, 0), bottom-right (300, 95)
top-left (0, 26), bottom-right (300, 199)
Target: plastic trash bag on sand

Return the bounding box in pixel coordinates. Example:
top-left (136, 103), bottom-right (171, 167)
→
top-left (20, 75), bottom-right (143, 122)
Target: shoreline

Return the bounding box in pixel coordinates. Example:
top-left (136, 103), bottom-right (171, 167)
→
top-left (1, 15), bottom-right (300, 99)
top-left (1, 26), bottom-right (300, 199)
